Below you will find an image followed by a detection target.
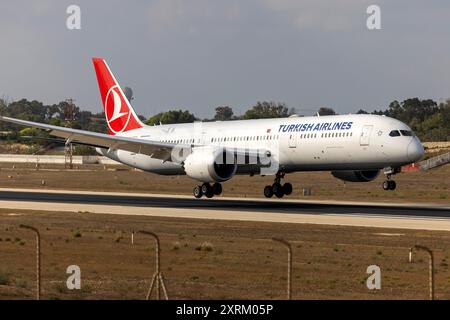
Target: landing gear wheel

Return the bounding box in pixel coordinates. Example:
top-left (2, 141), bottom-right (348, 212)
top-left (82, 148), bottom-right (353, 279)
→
top-left (275, 191), bottom-right (284, 198)
top-left (283, 183), bottom-right (293, 196)
top-left (264, 185), bottom-right (273, 198)
top-left (382, 180), bottom-right (397, 191)
top-left (272, 182), bottom-right (282, 194)
top-left (382, 167), bottom-right (401, 191)
top-left (262, 172), bottom-right (293, 199)
top-left (201, 183), bottom-right (214, 198)
top-left (193, 186), bottom-right (203, 198)
top-left (272, 183), bottom-right (284, 198)
top-left (388, 180), bottom-right (396, 190)
top-left (212, 183), bottom-right (222, 195)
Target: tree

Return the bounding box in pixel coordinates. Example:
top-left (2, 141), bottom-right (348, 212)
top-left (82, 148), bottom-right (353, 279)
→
top-left (145, 110), bottom-right (197, 126)
top-left (214, 106), bottom-right (234, 121)
top-left (318, 107), bottom-right (336, 116)
top-left (242, 101), bottom-right (290, 119)
top-left (18, 127), bottom-right (50, 145)
top-left (356, 109), bottom-right (369, 114)
top-left (385, 98), bottom-right (438, 124)
top-left (49, 117), bottom-right (62, 126)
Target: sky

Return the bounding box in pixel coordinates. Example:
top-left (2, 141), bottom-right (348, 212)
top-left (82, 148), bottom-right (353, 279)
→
top-left (0, 0), bottom-right (449, 118)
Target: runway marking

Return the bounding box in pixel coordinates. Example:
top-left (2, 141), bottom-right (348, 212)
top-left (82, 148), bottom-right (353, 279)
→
top-left (324, 212), bottom-right (450, 221)
top-left (1, 199), bottom-right (450, 232)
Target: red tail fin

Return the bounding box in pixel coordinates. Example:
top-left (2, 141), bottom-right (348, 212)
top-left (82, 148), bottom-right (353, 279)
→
top-left (92, 58), bottom-right (143, 135)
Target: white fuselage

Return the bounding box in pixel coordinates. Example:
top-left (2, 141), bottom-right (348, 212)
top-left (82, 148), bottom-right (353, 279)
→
top-left (98, 114), bottom-right (424, 177)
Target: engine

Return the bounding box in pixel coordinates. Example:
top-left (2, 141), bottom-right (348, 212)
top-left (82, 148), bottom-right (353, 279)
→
top-left (331, 170), bottom-right (380, 182)
top-left (183, 147), bottom-right (237, 182)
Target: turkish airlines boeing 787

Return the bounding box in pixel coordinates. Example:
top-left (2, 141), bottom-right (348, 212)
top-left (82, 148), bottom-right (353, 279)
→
top-left (0, 58), bottom-right (425, 198)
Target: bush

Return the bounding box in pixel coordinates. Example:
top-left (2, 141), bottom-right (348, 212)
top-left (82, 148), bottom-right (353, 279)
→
top-left (0, 271), bottom-right (11, 285)
top-left (115, 233), bottom-right (123, 243)
top-left (171, 242), bottom-right (181, 251)
top-left (200, 241), bottom-right (214, 252)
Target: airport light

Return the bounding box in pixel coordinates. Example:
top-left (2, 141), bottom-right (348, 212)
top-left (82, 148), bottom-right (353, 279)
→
top-left (272, 237), bottom-right (292, 300)
top-left (19, 224), bottom-right (41, 300)
top-left (139, 230), bottom-right (169, 300)
top-left (409, 245), bottom-right (435, 300)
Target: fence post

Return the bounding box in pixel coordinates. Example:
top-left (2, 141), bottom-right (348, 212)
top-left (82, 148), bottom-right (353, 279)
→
top-left (409, 245), bottom-right (434, 300)
top-left (139, 230), bottom-right (168, 300)
top-left (19, 224), bottom-right (41, 300)
top-left (272, 237), bottom-right (292, 300)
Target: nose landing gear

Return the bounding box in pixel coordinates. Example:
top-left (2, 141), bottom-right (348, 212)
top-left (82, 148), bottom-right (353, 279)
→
top-left (264, 172), bottom-right (293, 198)
top-left (382, 179), bottom-right (397, 191)
top-left (193, 182), bottom-right (223, 198)
top-left (382, 167), bottom-right (400, 191)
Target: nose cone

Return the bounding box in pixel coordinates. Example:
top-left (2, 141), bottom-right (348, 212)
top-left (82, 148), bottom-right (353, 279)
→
top-left (407, 139), bottom-right (425, 162)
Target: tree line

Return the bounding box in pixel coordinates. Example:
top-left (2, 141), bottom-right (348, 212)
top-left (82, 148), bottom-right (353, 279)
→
top-left (0, 97), bottom-right (449, 143)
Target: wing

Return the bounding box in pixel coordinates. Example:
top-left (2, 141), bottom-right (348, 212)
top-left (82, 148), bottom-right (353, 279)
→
top-left (0, 116), bottom-right (273, 167)
top-left (0, 116), bottom-right (182, 162)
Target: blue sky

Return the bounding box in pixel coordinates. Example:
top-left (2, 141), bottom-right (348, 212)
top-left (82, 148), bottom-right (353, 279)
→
top-left (0, 1), bottom-right (449, 118)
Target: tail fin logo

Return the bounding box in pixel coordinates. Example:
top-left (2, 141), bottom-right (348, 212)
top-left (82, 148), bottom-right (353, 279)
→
top-left (105, 85), bottom-right (131, 134)
top-left (92, 57), bottom-right (143, 135)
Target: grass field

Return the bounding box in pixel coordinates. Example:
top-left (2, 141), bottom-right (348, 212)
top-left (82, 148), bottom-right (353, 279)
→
top-left (0, 163), bottom-right (448, 203)
top-left (1, 209), bottom-right (450, 300)
top-left (0, 163), bottom-right (448, 299)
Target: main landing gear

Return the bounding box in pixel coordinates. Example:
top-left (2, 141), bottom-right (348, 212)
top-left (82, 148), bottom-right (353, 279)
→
top-left (263, 172), bottom-right (293, 198)
top-left (193, 182), bottom-right (223, 199)
top-left (382, 167), bottom-right (401, 191)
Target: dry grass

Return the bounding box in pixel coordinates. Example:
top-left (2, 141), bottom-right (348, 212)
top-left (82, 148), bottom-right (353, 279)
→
top-left (1, 209), bottom-right (450, 299)
top-left (0, 163), bottom-right (448, 203)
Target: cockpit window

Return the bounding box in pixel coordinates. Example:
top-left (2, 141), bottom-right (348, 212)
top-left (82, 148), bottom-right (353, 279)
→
top-left (389, 130), bottom-right (401, 137)
top-left (400, 130), bottom-right (413, 136)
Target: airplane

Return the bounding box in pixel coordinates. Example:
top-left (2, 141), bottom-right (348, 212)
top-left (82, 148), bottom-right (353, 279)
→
top-left (0, 58), bottom-right (425, 198)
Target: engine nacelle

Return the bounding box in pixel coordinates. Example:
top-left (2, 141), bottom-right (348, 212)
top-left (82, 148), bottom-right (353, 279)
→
top-left (331, 170), bottom-right (380, 182)
top-left (183, 147), bottom-right (237, 183)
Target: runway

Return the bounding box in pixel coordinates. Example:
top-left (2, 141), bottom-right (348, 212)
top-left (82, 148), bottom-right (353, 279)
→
top-left (0, 188), bottom-right (449, 231)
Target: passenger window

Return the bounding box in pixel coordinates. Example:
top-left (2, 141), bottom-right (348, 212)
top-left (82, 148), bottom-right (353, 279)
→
top-left (389, 130), bottom-right (401, 137)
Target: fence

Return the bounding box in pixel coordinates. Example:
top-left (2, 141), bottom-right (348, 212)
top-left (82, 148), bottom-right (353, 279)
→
top-left (0, 154), bottom-right (120, 165)
top-left (0, 224), bottom-right (441, 300)
top-left (419, 151), bottom-right (450, 171)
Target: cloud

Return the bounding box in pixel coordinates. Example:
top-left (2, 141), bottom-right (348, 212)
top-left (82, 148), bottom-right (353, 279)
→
top-left (0, 1), bottom-right (449, 118)
top-left (261, 0), bottom-right (371, 31)
top-left (146, 0), bottom-right (243, 33)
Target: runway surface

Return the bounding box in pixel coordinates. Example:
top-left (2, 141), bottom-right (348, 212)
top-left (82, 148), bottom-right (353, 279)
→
top-left (0, 188), bottom-right (449, 231)
top-left (0, 188), bottom-right (448, 217)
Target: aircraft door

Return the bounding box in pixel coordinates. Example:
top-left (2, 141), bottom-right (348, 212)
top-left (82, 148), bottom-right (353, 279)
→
top-left (360, 125), bottom-right (373, 146)
top-left (288, 133), bottom-right (297, 148)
